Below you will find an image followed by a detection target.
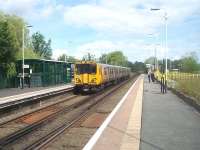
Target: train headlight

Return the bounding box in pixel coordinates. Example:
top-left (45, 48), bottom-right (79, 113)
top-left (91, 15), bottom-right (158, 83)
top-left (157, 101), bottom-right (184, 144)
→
top-left (76, 78), bottom-right (81, 83)
top-left (91, 78), bottom-right (96, 83)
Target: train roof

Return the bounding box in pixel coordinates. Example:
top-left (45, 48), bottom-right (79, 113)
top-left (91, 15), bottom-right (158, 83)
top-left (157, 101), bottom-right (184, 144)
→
top-left (75, 61), bottom-right (130, 69)
top-left (17, 58), bottom-right (73, 64)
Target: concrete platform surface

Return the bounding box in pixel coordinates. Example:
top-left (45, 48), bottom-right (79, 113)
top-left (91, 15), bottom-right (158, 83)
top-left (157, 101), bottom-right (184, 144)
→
top-left (0, 84), bottom-right (74, 105)
top-left (140, 76), bottom-right (200, 150)
top-left (83, 75), bottom-right (144, 150)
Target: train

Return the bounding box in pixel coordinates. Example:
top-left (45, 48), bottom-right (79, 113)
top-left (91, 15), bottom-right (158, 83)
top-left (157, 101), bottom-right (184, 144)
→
top-left (74, 61), bottom-right (131, 92)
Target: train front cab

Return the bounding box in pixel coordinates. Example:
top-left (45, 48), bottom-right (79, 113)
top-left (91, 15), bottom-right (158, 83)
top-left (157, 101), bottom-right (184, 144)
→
top-left (74, 62), bottom-right (102, 92)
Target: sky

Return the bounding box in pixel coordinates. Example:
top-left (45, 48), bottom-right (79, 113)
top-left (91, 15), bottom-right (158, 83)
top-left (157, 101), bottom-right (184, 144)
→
top-left (0, 0), bottom-right (200, 62)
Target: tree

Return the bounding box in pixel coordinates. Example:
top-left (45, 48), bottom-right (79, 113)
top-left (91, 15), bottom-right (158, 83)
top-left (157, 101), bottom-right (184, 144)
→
top-left (107, 51), bottom-right (128, 66)
top-left (32, 32), bottom-right (52, 59)
top-left (144, 56), bottom-right (156, 65)
top-left (0, 12), bottom-right (33, 52)
top-left (58, 54), bottom-right (77, 63)
top-left (0, 12), bottom-right (38, 60)
top-left (82, 53), bottom-right (96, 61)
top-left (16, 48), bottom-right (40, 59)
top-left (131, 61), bottom-right (146, 72)
top-left (99, 51), bottom-right (128, 66)
top-left (0, 20), bottom-right (18, 77)
top-left (99, 54), bottom-right (108, 64)
top-left (180, 53), bottom-right (199, 73)
top-left (0, 11), bottom-right (40, 78)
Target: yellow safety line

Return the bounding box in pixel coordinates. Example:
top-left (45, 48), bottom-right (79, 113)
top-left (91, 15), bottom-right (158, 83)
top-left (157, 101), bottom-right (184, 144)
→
top-left (120, 76), bottom-right (144, 150)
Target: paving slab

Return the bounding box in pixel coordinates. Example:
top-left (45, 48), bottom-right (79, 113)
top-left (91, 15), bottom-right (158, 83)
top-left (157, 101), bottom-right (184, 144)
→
top-left (0, 83), bottom-right (73, 98)
top-left (140, 76), bottom-right (200, 150)
top-left (83, 75), bottom-right (144, 150)
top-left (0, 84), bottom-right (74, 105)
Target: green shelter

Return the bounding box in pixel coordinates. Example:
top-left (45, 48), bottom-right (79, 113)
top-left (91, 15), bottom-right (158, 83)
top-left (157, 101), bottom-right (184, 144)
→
top-left (16, 59), bottom-right (72, 87)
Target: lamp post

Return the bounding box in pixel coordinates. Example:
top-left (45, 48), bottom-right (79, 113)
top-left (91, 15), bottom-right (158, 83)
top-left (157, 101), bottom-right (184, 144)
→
top-left (148, 33), bottom-right (159, 70)
top-left (22, 25), bottom-right (32, 89)
top-left (150, 8), bottom-right (168, 79)
top-left (65, 41), bottom-right (73, 62)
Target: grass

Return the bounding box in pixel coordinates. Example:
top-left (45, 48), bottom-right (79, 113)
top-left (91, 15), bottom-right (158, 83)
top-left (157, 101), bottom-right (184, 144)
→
top-left (155, 71), bottom-right (200, 104)
top-left (175, 78), bottom-right (200, 105)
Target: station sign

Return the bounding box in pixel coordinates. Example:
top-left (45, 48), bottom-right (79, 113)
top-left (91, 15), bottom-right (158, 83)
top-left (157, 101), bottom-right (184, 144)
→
top-left (23, 64), bottom-right (30, 68)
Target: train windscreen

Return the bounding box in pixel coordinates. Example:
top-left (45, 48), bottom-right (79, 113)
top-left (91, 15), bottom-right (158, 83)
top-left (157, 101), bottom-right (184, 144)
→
top-left (76, 64), bottom-right (96, 74)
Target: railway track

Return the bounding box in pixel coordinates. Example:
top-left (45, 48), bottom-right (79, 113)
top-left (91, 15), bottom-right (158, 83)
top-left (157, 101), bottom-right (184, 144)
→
top-left (24, 77), bottom-right (136, 150)
top-left (0, 76), bottom-right (137, 149)
top-left (0, 94), bottom-right (83, 146)
top-left (0, 86), bottom-right (74, 114)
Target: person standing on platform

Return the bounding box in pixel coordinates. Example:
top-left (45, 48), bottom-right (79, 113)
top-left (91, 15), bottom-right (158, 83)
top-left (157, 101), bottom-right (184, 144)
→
top-left (151, 72), bottom-right (155, 82)
top-left (148, 70), bottom-right (151, 83)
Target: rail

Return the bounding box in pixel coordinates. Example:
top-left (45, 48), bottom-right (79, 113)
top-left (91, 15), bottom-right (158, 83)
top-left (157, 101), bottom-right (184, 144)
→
top-left (24, 76), bottom-right (138, 150)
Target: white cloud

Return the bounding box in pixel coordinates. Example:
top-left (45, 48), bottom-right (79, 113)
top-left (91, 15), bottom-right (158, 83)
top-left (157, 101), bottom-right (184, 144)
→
top-left (75, 40), bottom-right (116, 59)
top-left (1, 0), bottom-right (199, 62)
top-left (75, 40), bottom-right (166, 62)
top-left (52, 48), bottom-right (68, 60)
top-left (64, 0), bottom-right (200, 35)
top-left (0, 0), bottom-right (39, 15)
top-left (40, 5), bottom-right (54, 18)
top-left (64, 4), bottom-right (158, 35)
top-left (63, 0), bottom-right (200, 62)
top-left (0, 0), bottom-right (63, 19)
top-left (0, 0), bottom-right (38, 13)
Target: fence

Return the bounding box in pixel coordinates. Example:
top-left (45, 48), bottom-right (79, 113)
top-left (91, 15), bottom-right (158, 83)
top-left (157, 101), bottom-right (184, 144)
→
top-left (154, 70), bottom-right (200, 102)
top-left (167, 72), bottom-right (200, 80)
top-left (154, 70), bottom-right (200, 81)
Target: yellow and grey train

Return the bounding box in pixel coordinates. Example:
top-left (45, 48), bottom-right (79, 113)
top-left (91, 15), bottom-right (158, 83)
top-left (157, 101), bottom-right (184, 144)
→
top-left (74, 61), bottom-right (131, 92)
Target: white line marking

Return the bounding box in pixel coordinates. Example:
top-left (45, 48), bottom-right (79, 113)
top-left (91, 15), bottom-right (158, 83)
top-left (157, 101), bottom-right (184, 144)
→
top-left (120, 78), bottom-right (143, 150)
top-left (83, 76), bottom-right (140, 150)
top-left (0, 84), bottom-right (74, 105)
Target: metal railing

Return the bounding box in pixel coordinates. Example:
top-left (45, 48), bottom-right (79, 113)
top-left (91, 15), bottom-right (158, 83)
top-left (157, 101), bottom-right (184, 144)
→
top-left (154, 70), bottom-right (200, 100)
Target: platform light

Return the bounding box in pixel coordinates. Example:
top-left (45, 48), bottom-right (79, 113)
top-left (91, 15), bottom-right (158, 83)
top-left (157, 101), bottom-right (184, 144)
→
top-left (22, 25), bottom-right (33, 89)
top-left (150, 8), bottom-right (168, 79)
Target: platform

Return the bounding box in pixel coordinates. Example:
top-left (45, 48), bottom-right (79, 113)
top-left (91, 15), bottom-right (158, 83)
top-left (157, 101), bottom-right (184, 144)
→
top-left (140, 76), bottom-right (200, 150)
top-left (83, 75), bottom-right (200, 150)
top-left (83, 75), bottom-right (144, 150)
top-left (0, 84), bottom-right (74, 107)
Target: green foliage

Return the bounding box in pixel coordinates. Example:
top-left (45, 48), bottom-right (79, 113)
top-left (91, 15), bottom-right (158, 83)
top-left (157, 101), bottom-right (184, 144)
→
top-left (129, 61), bottom-right (145, 72)
top-left (58, 54), bottom-right (77, 63)
top-left (176, 78), bottom-right (200, 104)
top-left (99, 54), bottom-right (108, 64)
top-left (99, 51), bottom-right (145, 72)
top-left (82, 53), bottom-right (96, 61)
top-left (0, 12), bottom-right (31, 52)
top-left (99, 51), bottom-right (128, 66)
top-left (4, 63), bottom-right (16, 78)
top-left (0, 11), bottom-right (36, 77)
top-left (32, 32), bottom-right (52, 59)
top-left (16, 48), bottom-right (40, 59)
top-left (180, 53), bottom-right (199, 73)
top-left (170, 52), bottom-right (199, 73)
top-left (0, 21), bottom-right (18, 63)
top-left (0, 20), bottom-right (19, 77)
top-left (149, 51), bottom-right (200, 73)
top-left (108, 51), bottom-right (128, 66)
top-left (6, 14), bottom-right (24, 49)
top-left (144, 56), bottom-right (156, 65)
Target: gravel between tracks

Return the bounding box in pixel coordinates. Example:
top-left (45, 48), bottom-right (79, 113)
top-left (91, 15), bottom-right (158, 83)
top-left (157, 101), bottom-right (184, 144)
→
top-left (45, 77), bottom-right (137, 150)
top-left (0, 95), bottom-right (88, 141)
top-left (0, 92), bottom-right (74, 124)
